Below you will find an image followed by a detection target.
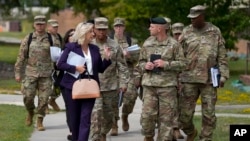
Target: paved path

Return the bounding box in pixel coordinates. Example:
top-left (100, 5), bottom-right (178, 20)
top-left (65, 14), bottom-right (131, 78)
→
top-left (1, 94), bottom-right (250, 141)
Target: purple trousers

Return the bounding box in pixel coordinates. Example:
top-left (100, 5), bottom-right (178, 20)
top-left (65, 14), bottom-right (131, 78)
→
top-left (64, 88), bottom-right (95, 141)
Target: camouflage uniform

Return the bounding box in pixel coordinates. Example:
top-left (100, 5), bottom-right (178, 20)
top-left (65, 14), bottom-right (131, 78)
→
top-left (50, 33), bottom-right (62, 99)
top-left (90, 37), bottom-right (129, 140)
top-left (139, 35), bottom-right (185, 140)
top-left (171, 22), bottom-right (185, 137)
top-left (179, 8), bottom-right (230, 140)
top-left (115, 36), bottom-right (139, 116)
top-left (15, 32), bottom-right (55, 118)
top-left (47, 19), bottom-right (62, 100)
top-left (171, 22), bottom-right (184, 41)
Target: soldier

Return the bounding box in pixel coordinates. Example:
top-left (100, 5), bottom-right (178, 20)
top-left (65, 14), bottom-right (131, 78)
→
top-left (171, 22), bottom-right (184, 41)
top-left (46, 19), bottom-right (62, 112)
top-left (14, 15), bottom-right (56, 131)
top-left (90, 17), bottom-right (129, 141)
top-left (138, 17), bottom-right (185, 141)
top-left (179, 5), bottom-right (229, 141)
top-left (109, 17), bottom-right (139, 136)
top-left (164, 17), bottom-right (171, 29)
top-left (164, 17), bottom-right (184, 140)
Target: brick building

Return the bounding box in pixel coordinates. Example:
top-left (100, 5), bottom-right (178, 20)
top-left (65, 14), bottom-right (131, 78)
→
top-left (50, 8), bottom-right (85, 35)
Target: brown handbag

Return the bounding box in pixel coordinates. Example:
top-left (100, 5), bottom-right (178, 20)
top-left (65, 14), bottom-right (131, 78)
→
top-left (72, 74), bottom-right (100, 99)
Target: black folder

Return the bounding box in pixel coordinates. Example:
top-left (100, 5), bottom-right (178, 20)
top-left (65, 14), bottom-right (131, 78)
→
top-left (150, 54), bottom-right (161, 74)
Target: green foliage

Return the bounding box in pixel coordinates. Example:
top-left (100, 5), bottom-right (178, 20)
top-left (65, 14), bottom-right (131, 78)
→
top-left (1, 0), bottom-right (250, 48)
top-left (0, 104), bottom-right (33, 141)
top-left (39, 0), bottom-right (67, 14)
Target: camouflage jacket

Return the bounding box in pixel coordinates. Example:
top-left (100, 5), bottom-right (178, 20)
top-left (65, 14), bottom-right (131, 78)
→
top-left (92, 37), bottom-right (129, 91)
top-left (51, 33), bottom-right (63, 48)
top-left (14, 32), bottom-right (59, 78)
top-left (113, 35), bottom-right (140, 82)
top-left (179, 22), bottom-right (229, 83)
top-left (138, 36), bottom-right (186, 87)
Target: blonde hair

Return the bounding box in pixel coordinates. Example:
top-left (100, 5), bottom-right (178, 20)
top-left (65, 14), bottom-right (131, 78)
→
top-left (71, 22), bottom-right (93, 45)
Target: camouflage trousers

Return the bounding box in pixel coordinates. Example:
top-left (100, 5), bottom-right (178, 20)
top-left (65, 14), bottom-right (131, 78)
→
top-left (172, 92), bottom-right (182, 129)
top-left (141, 86), bottom-right (178, 141)
top-left (179, 83), bottom-right (217, 141)
top-left (90, 90), bottom-right (118, 140)
top-left (111, 81), bottom-right (138, 130)
top-left (21, 76), bottom-right (52, 117)
top-left (112, 81), bottom-right (138, 122)
top-left (122, 82), bottom-right (138, 116)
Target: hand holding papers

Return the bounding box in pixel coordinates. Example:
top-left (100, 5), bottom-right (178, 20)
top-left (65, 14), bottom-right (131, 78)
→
top-left (211, 67), bottom-right (221, 87)
top-left (50, 46), bottom-right (62, 62)
top-left (67, 51), bottom-right (86, 78)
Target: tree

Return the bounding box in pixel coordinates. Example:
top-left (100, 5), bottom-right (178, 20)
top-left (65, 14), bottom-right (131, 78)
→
top-left (1, 0), bottom-right (250, 49)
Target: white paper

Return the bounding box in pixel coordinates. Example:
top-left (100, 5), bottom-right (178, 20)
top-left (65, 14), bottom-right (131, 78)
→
top-left (126, 44), bottom-right (141, 53)
top-left (66, 51), bottom-right (86, 78)
top-left (50, 46), bottom-right (62, 62)
top-left (211, 67), bottom-right (220, 87)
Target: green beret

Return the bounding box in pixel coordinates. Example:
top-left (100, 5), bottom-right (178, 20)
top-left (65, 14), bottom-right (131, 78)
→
top-left (150, 17), bottom-right (167, 25)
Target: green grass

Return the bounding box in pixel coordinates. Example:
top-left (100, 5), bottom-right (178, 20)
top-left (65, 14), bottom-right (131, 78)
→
top-left (216, 59), bottom-right (250, 105)
top-left (0, 45), bottom-right (19, 64)
top-left (0, 104), bottom-right (34, 141)
top-left (193, 116), bottom-right (250, 141)
top-left (216, 108), bottom-right (250, 114)
top-left (0, 79), bottom-right (21, 94)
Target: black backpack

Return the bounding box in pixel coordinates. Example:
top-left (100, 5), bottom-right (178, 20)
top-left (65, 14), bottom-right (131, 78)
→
top-left (56, 33), bottom-right (63, 46)
top-left (25, 32), bottom-right (53, 58)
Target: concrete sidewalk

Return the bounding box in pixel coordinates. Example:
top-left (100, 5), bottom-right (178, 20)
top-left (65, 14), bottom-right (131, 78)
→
top-left (1, 94), bottom-right (250, 141)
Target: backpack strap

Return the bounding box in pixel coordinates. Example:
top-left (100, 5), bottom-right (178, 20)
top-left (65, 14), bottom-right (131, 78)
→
top-left (26, 33), bottom-right (33, 58)
top-left (25, 32), bottom-right (53, 58)
top-left (110, 31), bottom-right (132, 46)
top-left (126, 35), bottom-right (132, 46)
top-left (57, 33), bottom-right (63, 46)
top-left (47, 32), bottom-right (53, 46)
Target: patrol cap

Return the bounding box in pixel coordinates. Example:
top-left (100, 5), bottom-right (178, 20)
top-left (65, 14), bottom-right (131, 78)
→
top-left (34, 15), bottom-right (46, 24)
top-left (150, 17), bottom-right (167, 25)
top-left (172, 23), bottom-right (184, 34)
top-left (94, 17), bottom-right (108, 29)
top-left (187, 5), bottom-right (206, 18)
top-left (47, 19), bottom-right (59, 27)
top-left (164, 17), bottom-right (171, 29)
top-left (113, 17), bottom-right (125, 26)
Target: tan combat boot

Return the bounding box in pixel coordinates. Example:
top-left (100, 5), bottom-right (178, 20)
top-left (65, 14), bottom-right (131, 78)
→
top-left (186, 129), bottom-right (197, 141)
top-left (110, 120), bottom-right (118, 136)
top-left (37, 117), bottom-right (45, 131)
top-left (48, 98), bottom-right (60, 111)
top-left (122, 114), bottom-right (129, 131)
top-left (100, 134), bottom-right (106, 141)
top-left (144, 136), bottom-right (154, 141)
top-left (25, 111), bottom-right (34, 126)
top-left (173, 128), bottom-right (184, 140)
